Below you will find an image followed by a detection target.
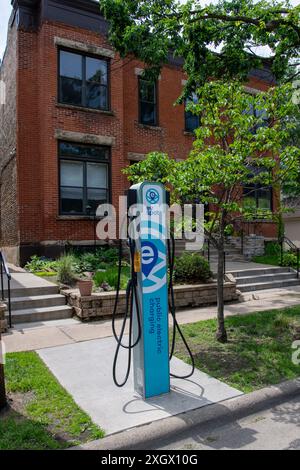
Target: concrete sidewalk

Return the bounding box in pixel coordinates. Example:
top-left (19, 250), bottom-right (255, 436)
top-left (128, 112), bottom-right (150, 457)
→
top-left (3, 285), bottom-right (300, 353)
top-left (38, 336), bottom-right (242, 434)
top-left (71, 378), bottom-right (300, 450)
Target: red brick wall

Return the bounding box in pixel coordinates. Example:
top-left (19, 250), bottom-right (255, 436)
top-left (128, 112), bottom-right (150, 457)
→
top-left (11, 20), bottom-right (276, 260)
top-left (0, 20), bottom-right (19, 256)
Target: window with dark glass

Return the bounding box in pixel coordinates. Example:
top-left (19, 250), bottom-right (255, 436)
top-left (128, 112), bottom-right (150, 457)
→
top-left (59, 50), bottom-right (109, 110)
top-left (185, 93), bottom-right (200, 133)
top-left (59, 142), bottom-right (110, 215)
top-left (243, 184), bottom-right (273, 212)
top-left (243, 165), bottom-right (273, 213)
top-left (139, 78), bottom-right (157, 126)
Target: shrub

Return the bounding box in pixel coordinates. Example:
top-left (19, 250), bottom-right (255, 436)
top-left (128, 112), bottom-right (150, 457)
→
top-left (174, 253), bottom-right (212, 284)
top-left (281, 252), bottom-right (298, 268)
top-left (93, 266), bottom-right (130, 290)
top-left (70, 247), bottom-right (119, 272)
top-left (265, 241), bottom-right (280, 256)
top-left (57, 255), bottom-right (77, 286)
top-left (25, 255), bottom-right (59, 273)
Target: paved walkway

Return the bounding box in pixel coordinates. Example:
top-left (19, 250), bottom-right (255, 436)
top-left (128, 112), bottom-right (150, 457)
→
top-left (38, 337), bottom-right (242, 435)
top-left (2, 272), bottom-right (57, 291)
top-left (3, 285), bottom-right (300, 353)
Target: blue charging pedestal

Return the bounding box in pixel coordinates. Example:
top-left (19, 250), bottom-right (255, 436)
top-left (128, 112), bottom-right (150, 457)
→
top-left (129, 182), bottom-right (170, 399)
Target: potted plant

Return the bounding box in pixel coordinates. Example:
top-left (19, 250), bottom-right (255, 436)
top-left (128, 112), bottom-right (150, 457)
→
top-left (77, 272), bottom-right (93, 297)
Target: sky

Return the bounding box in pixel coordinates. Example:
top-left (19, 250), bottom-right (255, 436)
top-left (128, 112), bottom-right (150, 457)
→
top-left (0, 0), bottom-right (299, 60)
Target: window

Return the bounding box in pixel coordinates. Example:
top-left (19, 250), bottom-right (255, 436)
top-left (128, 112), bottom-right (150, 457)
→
top-left (244, 102), bottom-right (269, 134)
top-left (59, 49), bottom-right (109, 110)
top-left (59, 142), bottom-right (110, 215)
top-left (139, 78), bottom-right (157, 126)
top-left (243, 165), bottom-right (273, 213)
top-left (185, 93), bottom-right (200, 133)
top-left (243, 184), bottom-right (273, 212)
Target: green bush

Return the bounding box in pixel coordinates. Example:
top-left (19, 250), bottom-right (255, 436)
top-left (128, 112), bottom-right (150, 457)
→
top-left (93, 266), bottom-right (130, 290)
top-left (265, 241), bottom-right (280, 256)
top-left (70, 247), bottom-right (119, 272)
top-left (174, 253), bottom-right (212, 284)
top-left (57, 255), bottom-right (77, 286)
top-left (281, 252), bottom-right (298, 268)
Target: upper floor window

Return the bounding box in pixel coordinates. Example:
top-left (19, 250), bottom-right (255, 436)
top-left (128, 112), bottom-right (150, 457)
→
top-left (185, 93), bottom-right (200, 133)
top-left (59, 141), bottom-right (110, 216)
top-left (139, 78), bottom-right (157, 126)
top-left (244, 101), bottom-right (269, 134)
top-left (59, 49), bottom-right (109, 111)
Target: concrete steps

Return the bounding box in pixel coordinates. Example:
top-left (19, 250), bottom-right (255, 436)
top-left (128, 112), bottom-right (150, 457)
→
top-left (10, 294), bottom-right (67, 310)
top-left (7, 305), bottom-right (73, 324)
top-left (174, 240), bottom-right (243, 260)
top-left (3, 273), bottom-right (73, 324)
top-left (4, 285), bottom-right (58, 298)
top-left (230, 266), bottom-right (300, 293)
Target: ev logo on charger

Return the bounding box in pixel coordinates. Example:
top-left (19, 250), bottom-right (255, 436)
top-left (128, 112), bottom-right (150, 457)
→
top-left (141, 241), bottom-right (167, 294)
top-left (142, 242), bottom-right (158, 277)
top-left (146, 188), bottom-right (160, 205)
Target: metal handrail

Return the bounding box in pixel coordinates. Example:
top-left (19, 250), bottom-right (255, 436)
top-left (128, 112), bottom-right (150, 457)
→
top-left (280, 236), bottom-right (300, 279)
top-left (0, 251), bottom-right (12, 328)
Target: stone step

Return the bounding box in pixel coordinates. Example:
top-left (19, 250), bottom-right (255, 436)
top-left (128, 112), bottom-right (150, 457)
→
top-left (230, 267), bottom-right (292, 278)
top-left (4, 285), bottom-right (59, 298)
top-left (237, 278), bottom-right (300, 293)
top-left (236, 272), bottom-right (297, 286)
top-left (6, 305), bottom-right (73, 324)
top-left (10, 294), bottom-right (67, 311)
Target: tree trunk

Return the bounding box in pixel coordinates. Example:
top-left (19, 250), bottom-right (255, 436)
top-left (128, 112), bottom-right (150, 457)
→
top-left (216, 238), bottom-right (228, 343)
top-left (0, 328), bottom-right (6, 410)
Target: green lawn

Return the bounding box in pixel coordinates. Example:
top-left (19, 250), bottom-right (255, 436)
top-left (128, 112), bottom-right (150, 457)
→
top-left (175, 306), bottom-right (300, 393)
top-left (0, 352), bottom-right (104, 450)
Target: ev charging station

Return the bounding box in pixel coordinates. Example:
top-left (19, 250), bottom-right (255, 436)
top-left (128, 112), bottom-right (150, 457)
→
top-left (130, 182), bottom-right (170, 399)
top-left (112, 181), bottom-right (194, 400)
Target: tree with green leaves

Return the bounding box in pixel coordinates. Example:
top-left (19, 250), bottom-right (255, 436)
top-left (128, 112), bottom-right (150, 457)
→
top-left (124, 81), bottom-right (300, 342)
top-left (101, 0), bottom-right (300, 97)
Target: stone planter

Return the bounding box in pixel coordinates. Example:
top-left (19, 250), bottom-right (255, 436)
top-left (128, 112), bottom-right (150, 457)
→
top-left (63, 278), bottom-right (238, 322)
top-left (77, 280), bottom-right (93, 297)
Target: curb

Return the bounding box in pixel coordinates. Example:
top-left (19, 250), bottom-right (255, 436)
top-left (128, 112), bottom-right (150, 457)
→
top-left (71, 377), bottom-right (300, 450)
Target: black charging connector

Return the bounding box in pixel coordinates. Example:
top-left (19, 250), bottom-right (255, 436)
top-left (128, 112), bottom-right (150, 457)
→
top-left (126, 189), bottom-right (138, 211)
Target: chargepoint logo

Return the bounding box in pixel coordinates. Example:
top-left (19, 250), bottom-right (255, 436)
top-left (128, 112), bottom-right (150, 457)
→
top-left (292, 340), bottom-right (300, 365)
top-left (146, 188), bottom-right (160, 205)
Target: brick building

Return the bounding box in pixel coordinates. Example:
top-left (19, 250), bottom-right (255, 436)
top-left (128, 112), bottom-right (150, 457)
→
top-left (0, 0), bottom-right (277, 266)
